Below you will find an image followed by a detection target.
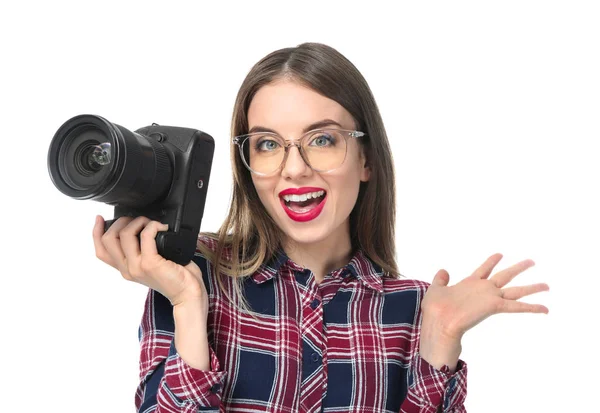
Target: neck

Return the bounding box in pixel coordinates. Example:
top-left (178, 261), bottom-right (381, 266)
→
top-left (282, 221), bottom-right (353, 284)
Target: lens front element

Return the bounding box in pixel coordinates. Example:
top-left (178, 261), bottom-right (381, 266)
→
top-left (88, 142), bottom-right (112, 169)
top-left (75, 141), bottom-right (112, 176)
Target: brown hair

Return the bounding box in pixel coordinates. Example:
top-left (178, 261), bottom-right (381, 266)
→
top-left (197, 42), bottom-right (400, 313)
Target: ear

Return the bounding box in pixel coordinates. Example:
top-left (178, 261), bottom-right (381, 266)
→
top-left (359, 150), bottom-right (371, 182)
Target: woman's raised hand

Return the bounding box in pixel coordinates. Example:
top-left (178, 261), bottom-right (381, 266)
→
top-left (418, 253), bottom-right (550, 371)
top-left (422, 253), bottom-right (550, 342)
top-left (92, 215), bottom-right (208, 312)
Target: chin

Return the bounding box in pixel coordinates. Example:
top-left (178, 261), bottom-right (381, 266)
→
top-left (268, 202), bottom-right (348, 247)
top-left (282, 225), bottom-right (330, 245)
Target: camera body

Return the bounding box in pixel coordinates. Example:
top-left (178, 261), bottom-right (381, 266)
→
top-left (102, 122), bottom-right (215, 265)
top-left (48, 114), bottom-right (215, 266)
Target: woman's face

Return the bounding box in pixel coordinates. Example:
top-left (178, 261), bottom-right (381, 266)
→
top-left (247, 79), bottom-right (371, 248)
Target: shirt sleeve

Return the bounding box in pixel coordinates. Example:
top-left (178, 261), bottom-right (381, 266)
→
top-left (134, 287), bottom-right (227, 412)
top-left (400, 351), bottom-right (468, 412)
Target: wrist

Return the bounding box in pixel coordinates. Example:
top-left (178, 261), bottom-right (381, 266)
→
top-left (420, 313), bottom-right (463, 372)
top-left (419, 337), bottom-right (462, 373)
top-left (173, 298), bottom-right (208, 322)
top-left (172, 299), bottom-right (211, 370)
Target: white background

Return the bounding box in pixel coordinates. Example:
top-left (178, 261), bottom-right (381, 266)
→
top-left (1, 1), bottom-right (597, 411)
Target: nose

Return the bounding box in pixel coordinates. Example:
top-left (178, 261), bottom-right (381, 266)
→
top-left (280, 144), bottom-right (312, 178)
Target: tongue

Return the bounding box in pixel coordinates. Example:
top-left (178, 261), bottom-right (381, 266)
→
top-left (288, 197), bottom-right (322, 213)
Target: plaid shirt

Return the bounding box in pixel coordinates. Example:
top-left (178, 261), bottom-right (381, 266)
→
top-left (135, 236), bottom-right (468, 412)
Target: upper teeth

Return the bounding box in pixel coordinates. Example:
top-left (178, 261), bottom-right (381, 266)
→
top-left (282, 190), bottom-right (325, 203)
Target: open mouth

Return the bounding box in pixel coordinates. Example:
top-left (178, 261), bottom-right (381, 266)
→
top-left (280, 190), bottom-right (327, 214)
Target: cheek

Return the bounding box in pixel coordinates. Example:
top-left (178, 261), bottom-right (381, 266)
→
top-left (330, 171), bottom-right (361, 207)
top-left (251, 178), bottom-right (278, 210)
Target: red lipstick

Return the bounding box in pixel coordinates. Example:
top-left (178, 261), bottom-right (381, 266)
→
top-left (279, 187), bottom-right (327, 222)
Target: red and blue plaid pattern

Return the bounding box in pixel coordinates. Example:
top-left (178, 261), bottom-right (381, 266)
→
top-left (135, 236), bottom-right (467, 412)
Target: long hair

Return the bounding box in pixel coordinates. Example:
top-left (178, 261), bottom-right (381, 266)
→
top-left (197, 42), bottom-right (400, 313)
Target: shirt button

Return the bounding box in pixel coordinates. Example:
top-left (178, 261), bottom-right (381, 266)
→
top-left (210, 383), bottom-right (221, 393)
top-left (311, 352), bottom-right (320, 363)
top-left (310, 299), bottom-right (320, 309)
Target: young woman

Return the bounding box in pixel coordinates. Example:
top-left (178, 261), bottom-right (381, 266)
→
top-left (92, 43), bottom-right (549, 413)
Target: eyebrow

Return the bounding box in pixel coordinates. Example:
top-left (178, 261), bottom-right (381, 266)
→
top-left (247, 119), bottom-right (344, 135)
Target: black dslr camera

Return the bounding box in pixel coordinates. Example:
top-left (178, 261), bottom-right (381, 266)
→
top-left (47, 114), bottom-right (215, 265)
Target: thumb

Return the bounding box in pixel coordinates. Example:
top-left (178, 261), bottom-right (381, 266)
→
top-left (432, 269), bottom-right (450, 287)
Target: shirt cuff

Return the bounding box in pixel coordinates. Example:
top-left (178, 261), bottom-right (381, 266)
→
top-left (407, 351), bottom-right (468, 411)
top-left (163, 338), bottom-right (227, 407)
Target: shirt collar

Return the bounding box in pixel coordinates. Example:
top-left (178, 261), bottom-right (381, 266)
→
top-left (252, 247), bottom-right (384, 293)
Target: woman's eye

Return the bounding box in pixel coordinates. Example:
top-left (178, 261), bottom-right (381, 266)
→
top-left (310, 134), bottom-right (334, 147)
top-left (256, 139), bottom-right (279, 151)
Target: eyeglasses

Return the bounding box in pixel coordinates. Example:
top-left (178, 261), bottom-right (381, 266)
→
top-left (232, 128), bottom-right (365, 176)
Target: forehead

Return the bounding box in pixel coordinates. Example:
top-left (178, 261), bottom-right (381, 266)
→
top-left (247, 80), bottom-right (355, 133)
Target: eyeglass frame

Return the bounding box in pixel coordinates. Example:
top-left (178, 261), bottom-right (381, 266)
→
top-left (232, 128), bottom-right (366, 176)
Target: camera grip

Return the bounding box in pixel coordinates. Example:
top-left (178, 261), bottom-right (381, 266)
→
top-left (103, 218), bottom-right (195, 265)
top-left (155, 228), bottom-right (197, 266)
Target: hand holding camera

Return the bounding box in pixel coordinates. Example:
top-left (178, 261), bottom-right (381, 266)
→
top-left (92, 214), bottom-right (208, 310)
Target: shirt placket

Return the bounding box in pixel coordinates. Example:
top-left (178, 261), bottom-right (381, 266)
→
top-left (296, 269), bottom-right (326, 413)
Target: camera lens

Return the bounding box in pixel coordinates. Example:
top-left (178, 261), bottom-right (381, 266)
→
top-left (76, 142), bottom-right (112, 176)
top-left (48, 114), bottom-right (173, 208)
